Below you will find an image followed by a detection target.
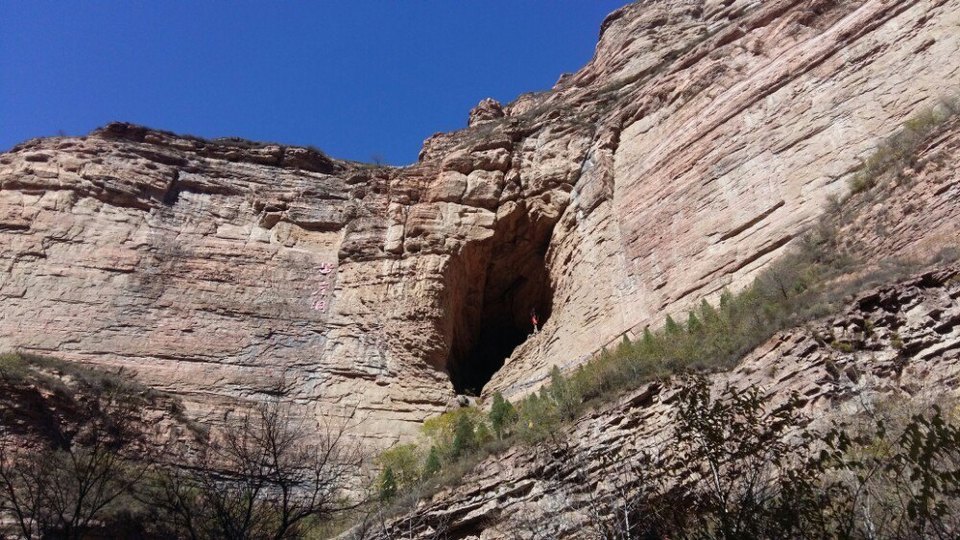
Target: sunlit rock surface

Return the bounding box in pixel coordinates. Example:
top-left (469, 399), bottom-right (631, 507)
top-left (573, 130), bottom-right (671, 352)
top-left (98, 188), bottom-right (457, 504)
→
top-left (2, 0), bottom-right (960, 449)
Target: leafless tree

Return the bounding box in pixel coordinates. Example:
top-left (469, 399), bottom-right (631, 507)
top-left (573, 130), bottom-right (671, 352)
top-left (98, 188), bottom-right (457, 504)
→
top-left (343, 468), bottom-right (455, 540)
top-left (346, 496), bottom-right (451, 540)
top-left (0, 385), bottom-right (151, 540)
top-left (146, 392), bottom-right (363, 539)
top-left (0, 439), bottom-right (49, 539)
top-left (576, 453), bottom-right (661, 540)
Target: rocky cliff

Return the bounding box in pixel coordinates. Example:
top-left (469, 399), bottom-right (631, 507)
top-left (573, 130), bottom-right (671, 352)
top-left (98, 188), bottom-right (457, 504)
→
top-left (341, 91), bottom-right (960, 536)
top-left (357, 261), bottom-right (960, 538)
top-left (2, 0), bottom-right (960, 448)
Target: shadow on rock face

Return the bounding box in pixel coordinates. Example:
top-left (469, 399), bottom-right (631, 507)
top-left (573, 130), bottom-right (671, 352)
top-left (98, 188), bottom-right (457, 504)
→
top-left (445, 207), bottom-right (556, 396)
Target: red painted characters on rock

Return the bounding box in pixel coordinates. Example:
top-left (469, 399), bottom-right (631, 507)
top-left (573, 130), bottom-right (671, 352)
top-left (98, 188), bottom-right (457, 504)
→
top-left (312, 262), bottom-right (336, 312)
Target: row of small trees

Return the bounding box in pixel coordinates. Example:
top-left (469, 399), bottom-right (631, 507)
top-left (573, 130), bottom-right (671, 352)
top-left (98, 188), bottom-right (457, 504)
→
top-left (372, 222), bottom-right (849, 505)
top-left (366, 199), bottom-right (951, 532)
top-left (369, 374), bottom-right (960, 539)
top-left (848, 96), bottom-right (959, 194)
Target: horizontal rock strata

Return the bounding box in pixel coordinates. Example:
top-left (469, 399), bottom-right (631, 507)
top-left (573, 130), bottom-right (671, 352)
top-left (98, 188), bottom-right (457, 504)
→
top-left (2, 0), bottom-right (960, 447)
top-left (357, 264), bottom-right (960, 539)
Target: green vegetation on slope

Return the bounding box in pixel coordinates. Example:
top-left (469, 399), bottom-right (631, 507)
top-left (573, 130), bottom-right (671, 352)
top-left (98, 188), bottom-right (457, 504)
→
top-left (0, 352), bottom-right (190, 446)
top-left (357, 97), bottom-right (960, 530)
top-left (358, 377), bottom-right (960, 538)
top-left (848, 96), bottom-right (959, 195)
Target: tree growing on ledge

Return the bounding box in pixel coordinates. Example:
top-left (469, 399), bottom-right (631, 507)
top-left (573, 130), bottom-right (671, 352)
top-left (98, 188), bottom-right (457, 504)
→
top-left (489, 392), bottom-right (518, 440)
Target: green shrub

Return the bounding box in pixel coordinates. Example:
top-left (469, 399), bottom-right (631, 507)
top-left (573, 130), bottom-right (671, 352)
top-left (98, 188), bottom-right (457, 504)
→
top-left (848, 99), bottom-right (958, 195)
top-left (378, 466), bottom-right (397, 502)
top-left (831, 341), bottom-right (855, 353)
top-left (423, 408), bottom-right (489, 459)
top-left (423, 446), bottom-right (441, 478)
top-left (891, 332), bottom-right (905, 350)
top-left (489, 392), bottom-right (518, 440)
top-left (0, 352), bottom-right (27, 380)
top-left (516, 392), bottom-right (561, 443)
top-left (377, 443), bottom-right (422, 494)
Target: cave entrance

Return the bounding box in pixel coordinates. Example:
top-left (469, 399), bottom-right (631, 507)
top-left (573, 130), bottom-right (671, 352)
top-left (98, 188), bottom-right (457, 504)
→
top-left (446, 210), bottom-right (556, 396)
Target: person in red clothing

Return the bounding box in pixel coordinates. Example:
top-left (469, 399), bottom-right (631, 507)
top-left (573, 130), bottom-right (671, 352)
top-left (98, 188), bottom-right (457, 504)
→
top-left (530, 308), bottom-right (539, 334)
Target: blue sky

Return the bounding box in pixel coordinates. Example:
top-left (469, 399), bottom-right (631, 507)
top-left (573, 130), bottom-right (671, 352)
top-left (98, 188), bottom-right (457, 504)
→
top-left (1, 2), bottom-right (626, 165)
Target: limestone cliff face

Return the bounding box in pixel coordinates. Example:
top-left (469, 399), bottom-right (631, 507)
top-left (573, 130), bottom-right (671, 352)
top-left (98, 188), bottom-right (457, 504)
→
top-left (356, 262), bottom-right (960, 538)
top-left (344, 106), bottom-right (960, 537)
top-left (2, 0), bottom-right (960, 444)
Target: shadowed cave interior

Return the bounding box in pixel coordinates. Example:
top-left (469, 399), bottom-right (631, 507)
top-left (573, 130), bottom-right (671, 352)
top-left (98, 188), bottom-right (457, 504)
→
top-left (446, 210), bottom-right (556, 396)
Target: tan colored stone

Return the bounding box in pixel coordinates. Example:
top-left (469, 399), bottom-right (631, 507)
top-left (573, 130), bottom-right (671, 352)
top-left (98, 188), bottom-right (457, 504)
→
top-left (353, 264), bottom-right (960, 538)
top-left (1, 0), bottom-right (959, 452)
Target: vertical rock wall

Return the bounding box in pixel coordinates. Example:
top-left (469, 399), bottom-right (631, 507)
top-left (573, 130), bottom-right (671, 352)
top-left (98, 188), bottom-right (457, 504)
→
top-left (2, 0), bottom-right (960, 445)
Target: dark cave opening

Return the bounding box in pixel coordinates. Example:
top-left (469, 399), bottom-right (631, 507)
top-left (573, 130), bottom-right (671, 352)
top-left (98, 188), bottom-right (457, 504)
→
top-left (446, 210), bottom-right (556, 396)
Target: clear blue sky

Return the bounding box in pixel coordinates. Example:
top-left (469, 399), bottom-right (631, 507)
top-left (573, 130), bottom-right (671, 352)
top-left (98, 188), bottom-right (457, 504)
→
top-left (1, 2), bottom-right (626, 165)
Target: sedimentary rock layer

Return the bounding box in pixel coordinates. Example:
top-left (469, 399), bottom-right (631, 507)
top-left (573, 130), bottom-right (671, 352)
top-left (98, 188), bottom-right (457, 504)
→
top-left (2, 0), bottom-right (960, 444)
top-left (354, 262), bottom-right (960, 538)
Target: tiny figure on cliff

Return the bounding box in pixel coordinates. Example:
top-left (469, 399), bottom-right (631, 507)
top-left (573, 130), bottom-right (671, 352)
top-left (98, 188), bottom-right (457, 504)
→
top-left (530, 308), bottom-right (539, 335)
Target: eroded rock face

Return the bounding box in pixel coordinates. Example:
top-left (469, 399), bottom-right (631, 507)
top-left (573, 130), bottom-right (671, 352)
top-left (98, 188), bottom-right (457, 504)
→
top-left (353, 264), bottom-right (960, 539)
top-left (2, 0), bottom-right (960, 446)
top-left (468, 99), bottom-right (505, 127)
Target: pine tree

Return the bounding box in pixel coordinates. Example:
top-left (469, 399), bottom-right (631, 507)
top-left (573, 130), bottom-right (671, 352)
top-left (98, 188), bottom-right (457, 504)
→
top-left (475, 420), bottom-right (492, 444)
top-left (687, 311), bottom-right (703, 333)
top-left (549, 366), bottom-right (581, 419)
top-left (423, 446), bottom-right (441, 477)
top-left (641, 327), bottom-right (656, 353)
top-left (379, 465), bottom-right (397, 501)
top-left (700, 299), bottom-right (720, 324)
top-left (451, 413), bottom-right (476, 458)
top-left (489, 392), bottom-right (517, 440)
top-left (719, 288), bottom-right (734, 311)
top-left (665, 314), bottom-right (682, 335)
